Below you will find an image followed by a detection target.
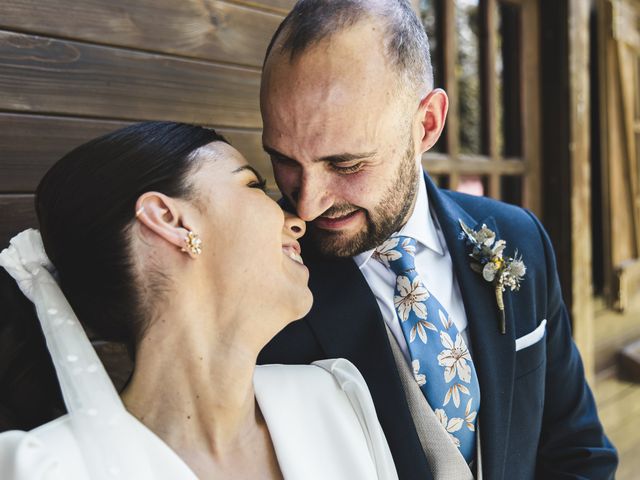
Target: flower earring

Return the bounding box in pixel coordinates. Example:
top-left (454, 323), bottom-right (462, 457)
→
top-left (181, 231), bottom-right (203, 257)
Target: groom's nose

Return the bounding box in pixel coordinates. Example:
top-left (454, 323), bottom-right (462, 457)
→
top-left (292, 171), bottom-right (334, 222)
top-left (283, 211), bottom-right (306, 239)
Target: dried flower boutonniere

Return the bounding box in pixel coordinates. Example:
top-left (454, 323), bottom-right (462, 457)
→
top-left (459, 220), bottom-right (526, 334)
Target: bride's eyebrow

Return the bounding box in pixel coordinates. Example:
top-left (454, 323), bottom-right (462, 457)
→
top-left (232, 165), bottom-right (265, 183)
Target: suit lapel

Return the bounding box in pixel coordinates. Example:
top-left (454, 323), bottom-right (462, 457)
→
top-left (302, 251), bottom-right (434, 480)
top-left (425, 174), bottom-right (515, 480)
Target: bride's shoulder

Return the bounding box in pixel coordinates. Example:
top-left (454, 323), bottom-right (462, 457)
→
top-left (254, 360), bottom-right (398, 479)
top-left (255, 358), bottom-right (364, 387)
top-left (0, 415), bottom-right (89, 479)
top-left (254, 358), bottom-right (372, 406)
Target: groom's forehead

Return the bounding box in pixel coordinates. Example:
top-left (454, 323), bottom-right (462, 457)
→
top-left (262, 51), bottom-right (400, 133)
top-left (262, 20), bottom-right (395, 94)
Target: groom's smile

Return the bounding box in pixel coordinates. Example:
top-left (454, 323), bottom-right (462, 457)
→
top-left (314, 208), bottom-right (363, 231)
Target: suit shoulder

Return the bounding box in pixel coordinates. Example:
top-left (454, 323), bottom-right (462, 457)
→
top-left (441, 189), bottom-right (541, 236)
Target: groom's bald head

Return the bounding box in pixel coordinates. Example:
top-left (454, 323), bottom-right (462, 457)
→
top-left (263, 0), bottom-right (434, 101)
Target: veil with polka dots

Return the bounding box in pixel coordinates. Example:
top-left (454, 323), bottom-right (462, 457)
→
top-left (0, 229), bottom-right (153, 479)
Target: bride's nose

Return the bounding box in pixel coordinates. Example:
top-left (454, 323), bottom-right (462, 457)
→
top-left (284, 211), bottom-right (306, 239)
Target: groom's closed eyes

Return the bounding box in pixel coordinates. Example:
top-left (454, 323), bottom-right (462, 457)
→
top-left (263, 145), bottom-right (377, 175)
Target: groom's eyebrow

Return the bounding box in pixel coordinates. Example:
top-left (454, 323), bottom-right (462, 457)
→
top-left (263, 145), bottom-right (376, 164)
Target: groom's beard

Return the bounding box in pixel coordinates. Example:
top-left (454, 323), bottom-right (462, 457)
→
top-left (307, 141), bottom-right (419, 258)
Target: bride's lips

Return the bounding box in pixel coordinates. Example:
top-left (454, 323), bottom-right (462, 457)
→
top-left (282, 243), bottom-right (304, 265)
top-left (314, 209), bottom-right (363, 230)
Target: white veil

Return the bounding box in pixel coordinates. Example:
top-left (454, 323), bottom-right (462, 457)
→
top-left (0, 229), bottom-right (153, 479)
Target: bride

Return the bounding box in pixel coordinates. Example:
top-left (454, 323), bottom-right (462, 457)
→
top-left (0, 122), bottom-right (397, 479)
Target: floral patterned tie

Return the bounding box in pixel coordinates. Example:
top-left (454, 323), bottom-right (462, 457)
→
top-left (375, 235), bottom-right (480, 464)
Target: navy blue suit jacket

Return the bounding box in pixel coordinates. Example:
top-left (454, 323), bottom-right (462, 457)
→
top-left (259, 174), bottom-right (617, 480)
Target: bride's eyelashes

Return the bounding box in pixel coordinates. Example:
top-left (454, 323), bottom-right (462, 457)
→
top-left (248, 178), bottom-right (267, 192)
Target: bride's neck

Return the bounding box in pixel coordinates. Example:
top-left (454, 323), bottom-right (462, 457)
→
top-left (120, 299), bottom-right (262, 456)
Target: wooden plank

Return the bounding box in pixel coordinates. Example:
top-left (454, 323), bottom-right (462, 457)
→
top-left (0, 195), bottom-right (36, 247)
top-left (597, 385), bottom-right (640, 443)
top-left (228, 0), bottom-right (294, 14)
top-left (594, 370), bottom-right (640, 480)
top-left (615, 40), bottom-right (640, 255)
top-left (521, 0), bottom-right (541, 217)
top-left (567, 0), bottom-right (595, 379)
top-left (619, 338), bottom-right (640, 380)
top-left (599, 0), bottom-right (640, 305)
top-left (613, 0), bottom-right (640, 50)
top-left (613, 258), bottom-right (640, 311)
top-left (594, 374), bottom-right (636, 406)
top-left (0, 114), bottom-right (272, 192)
top-left (422, 155), bottom-right (527, 175)
top-left (0, 0), bottom-right (283, 68)
top-left (0, 31), bottom-right (261, 128)
top-left (0, 115), bottom-right (126, 192)
top-left (441, 0), bottom-right (459, 190)
top-left (598, 0), bottom-right (615, 303)
top-left (480, 0), bottom-right (498, 160)
top-left (441, 0), bottom-right (458, 158)
top-left (594, 295), bottom-right (640, 372)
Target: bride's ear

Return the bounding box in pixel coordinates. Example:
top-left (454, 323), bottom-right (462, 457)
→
top-left (134, 192), bottom-right (192, 251)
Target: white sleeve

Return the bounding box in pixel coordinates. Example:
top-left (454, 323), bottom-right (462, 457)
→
top-left (313, 358), bottom-right (399, 480)
top-left (0, 430), bottom-right (68, 480)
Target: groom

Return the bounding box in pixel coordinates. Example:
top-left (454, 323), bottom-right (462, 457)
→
top-left (258, 1), bottom-right (617, 479)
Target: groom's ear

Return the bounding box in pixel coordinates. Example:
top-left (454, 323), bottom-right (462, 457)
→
top-left (416, 88), bottom-right (448, 154)
top-left (134, 192), bottom-right (191, 251)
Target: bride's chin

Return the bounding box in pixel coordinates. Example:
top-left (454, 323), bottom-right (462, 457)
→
top-left (280, 290), bottom-right (314, 324)
top-left (294, 290), bottom-right (314, 319)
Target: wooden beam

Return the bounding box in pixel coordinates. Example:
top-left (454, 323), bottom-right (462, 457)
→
top-left (568, 0), bottom-right (595, 379)
top-left (422, 154), bottom-right (527, 175)
top-left (619, 338), bottom-right (640, 381)
top-left (441, 0), bottom-right (460, 190)
top-left (612, 0), bottom-right (640, 50)
top-left (0, 31), bottom-right (262, 128)
top-left (521, 0), bottom-right (542, 217)
top-left (0, 195), bottom-right (36, 247)
top-left (480, 0), bottom-right (498, 160)
top-left (481, 0), bottom-right (502, 200)
top-left (0, 0), bottom-right (284, 68)
top-left (614, 259), bottom-right (640, 311)
top-left (226, 0), bottom-right (294, 15)
top-left (598, 0), bottom-right (615, 303)
top-left (0, 114), bottom-right (272, 192)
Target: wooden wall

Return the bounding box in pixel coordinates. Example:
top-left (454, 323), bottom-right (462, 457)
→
top-left (0, 0), bottom-right (295, 246)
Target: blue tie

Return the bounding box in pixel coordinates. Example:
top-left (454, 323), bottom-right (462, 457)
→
top-left (375, 235), bottom-right (480, 463)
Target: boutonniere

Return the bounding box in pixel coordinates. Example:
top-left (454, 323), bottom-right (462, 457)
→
top-left (459, 220), bottom-right (526, 335)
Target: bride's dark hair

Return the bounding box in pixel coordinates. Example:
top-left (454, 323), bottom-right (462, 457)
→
top-left (0, 121), bottom-right (228, 430)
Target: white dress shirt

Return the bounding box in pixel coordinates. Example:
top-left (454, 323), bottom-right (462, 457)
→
top-left (353, 169), bottom-right (471, 363)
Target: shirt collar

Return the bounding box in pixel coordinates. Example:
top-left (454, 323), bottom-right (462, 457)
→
top-left (353, 168), bottom-right (445, 269)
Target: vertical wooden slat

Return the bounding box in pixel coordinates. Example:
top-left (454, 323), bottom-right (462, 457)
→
top-left (568, 0), bottom-right (595, 380)
top-left (481, 0), bottom-right (501, 199)
top-left (480, 0), bottom-right (498, 160)
top-left (521, 0), bottom-right (542, 216)
top-left (615, 39), bottom-right (640, 255)
top-left (489, 173), bottom-right (501, 199)
top-left (442, 0), bottom-right (460, 189)
top-left (598, 0), bottom-right (614, 303)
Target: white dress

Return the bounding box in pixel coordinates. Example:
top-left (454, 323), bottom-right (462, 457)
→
top-left (0, 359), bottom-right (398, 480)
